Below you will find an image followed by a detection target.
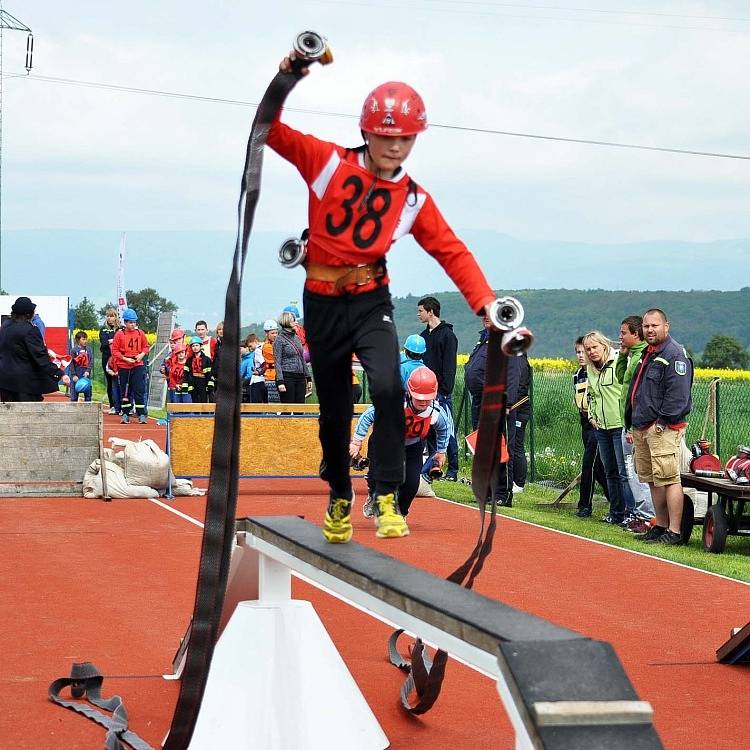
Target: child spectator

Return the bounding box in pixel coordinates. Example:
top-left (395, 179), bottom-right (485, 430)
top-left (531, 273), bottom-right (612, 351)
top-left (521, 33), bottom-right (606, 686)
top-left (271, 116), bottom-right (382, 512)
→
top-left (240, 333), bottom-right (260, 403)
top-left (111, 308), bottom-right (150, 424)
top-left (69, 331), bottom-right (93, 402)
top-left (193, 320), bottom-right (217, 360)
top-left (99, 308), bottom-right (120, 413)
top-left (400, 334), bottom-right (426, 390)
top-left (209, 321), bottom-right (224, 400)
top-left (168, 344), bottom-right (192, 403)
top-left (187, 336), bottom-right (212, 403)
top-left (261, 319), bottom-right (280, 403)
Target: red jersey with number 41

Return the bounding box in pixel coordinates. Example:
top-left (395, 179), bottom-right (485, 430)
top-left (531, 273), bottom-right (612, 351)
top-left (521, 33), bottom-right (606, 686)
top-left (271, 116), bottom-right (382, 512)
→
top-left (111, 328), bottom-right (150, 369)
top-left (267, 118), bottom-right (495, 313)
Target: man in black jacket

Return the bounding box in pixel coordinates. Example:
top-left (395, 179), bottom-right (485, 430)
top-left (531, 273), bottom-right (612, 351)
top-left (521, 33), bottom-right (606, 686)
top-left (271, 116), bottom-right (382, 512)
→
top-left (417, 296), bottom-right (459, 480)
top-left (0, 297), bottom-right (63, 401)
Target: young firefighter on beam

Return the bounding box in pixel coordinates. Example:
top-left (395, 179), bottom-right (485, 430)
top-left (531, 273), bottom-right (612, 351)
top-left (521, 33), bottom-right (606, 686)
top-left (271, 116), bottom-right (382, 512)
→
top-left (269, 51), bottom-right (498, 543)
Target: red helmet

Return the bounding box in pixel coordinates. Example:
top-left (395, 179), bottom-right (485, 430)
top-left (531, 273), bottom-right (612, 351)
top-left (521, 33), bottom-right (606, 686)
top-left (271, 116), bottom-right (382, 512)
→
top-left (359, 82), bottom-right (428, 136)
top-left (407, 366), bottom-right (438, 401)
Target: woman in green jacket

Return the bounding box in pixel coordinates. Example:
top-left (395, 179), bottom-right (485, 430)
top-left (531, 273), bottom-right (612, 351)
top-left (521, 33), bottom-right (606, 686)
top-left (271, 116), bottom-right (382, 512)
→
top-left (583, 330), bottom-right (632, 524)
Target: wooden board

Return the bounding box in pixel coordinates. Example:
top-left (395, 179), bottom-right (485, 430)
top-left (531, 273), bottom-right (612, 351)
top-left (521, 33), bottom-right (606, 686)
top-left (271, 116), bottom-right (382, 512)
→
top-left (0, 402), bottom-right (102, 494)
top-left (169, 409), bottom-right (369, 477)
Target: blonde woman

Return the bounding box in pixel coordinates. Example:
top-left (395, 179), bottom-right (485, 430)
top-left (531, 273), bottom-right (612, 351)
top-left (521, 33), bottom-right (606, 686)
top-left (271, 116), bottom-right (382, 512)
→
top-left (583, 330), bottom-right (635, 525)
top-left (99, 308), bottom-right (121, 413)
top-left (273, 311), bottom-right (310, 404)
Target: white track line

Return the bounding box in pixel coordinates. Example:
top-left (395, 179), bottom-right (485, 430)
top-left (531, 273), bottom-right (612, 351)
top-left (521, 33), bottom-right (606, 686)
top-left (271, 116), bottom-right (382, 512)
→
top-left (149, 497), bottom-right (204, 528)
top-left (147, 490), bottom-right (749, 587)
top-left (433, 494), bottom-right (750, 587)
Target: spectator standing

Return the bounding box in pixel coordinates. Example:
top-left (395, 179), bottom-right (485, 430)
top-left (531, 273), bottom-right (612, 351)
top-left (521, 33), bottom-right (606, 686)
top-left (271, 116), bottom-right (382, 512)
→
top-left (240, 334), bottom-right (261, 403)
top-left (68, 331), bottom-right (93, 402)
top-left (193, 320), bottom-right (217, 360)
top-left (99, 308), bottom-right (120, 413)
top-left (187, 336), bottom-right (212, 403)
top-left (627, 309), bottom-right (693, 545)
top-left (209, 321), bottom-right (224, 399)
top-left (399, 334), bottom-right (426, 390)
top-left (418, 296), bottom-right (459, 481)
top-left (511, 353), bottom-right (531, 494)
top-left (111, 308), bottom-right (150, 424)
top-left (572, 337), bottom-right (610, 517)
top-left (261, 320), bottom-right (280, 403)
top-left (274, 311), bottom-right (310, 404)
top-left (616, 316), bottom-right (655, 532)
top-left (165, 344), bottom-right (192, 403)
top-left (583, 331), bottom-right (631, 525)
top-left (0, 297), bottom-right (63, 401)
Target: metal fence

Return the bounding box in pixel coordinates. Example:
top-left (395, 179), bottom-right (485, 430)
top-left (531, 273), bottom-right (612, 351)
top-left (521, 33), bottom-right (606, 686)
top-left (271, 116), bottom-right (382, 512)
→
top-left (449, 368), bottom-right (750, 487)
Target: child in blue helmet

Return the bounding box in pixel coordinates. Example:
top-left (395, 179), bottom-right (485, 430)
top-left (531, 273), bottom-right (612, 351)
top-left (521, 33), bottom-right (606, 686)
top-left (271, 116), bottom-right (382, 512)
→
top-left (111, 308), bottom-right (150, 423)
top-left (69, 331), bottom-right (93, 402)
top-left (399, 334), bottom-right (427, 390)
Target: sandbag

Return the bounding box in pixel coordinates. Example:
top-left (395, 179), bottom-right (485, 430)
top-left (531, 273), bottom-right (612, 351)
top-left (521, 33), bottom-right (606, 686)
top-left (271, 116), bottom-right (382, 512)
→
top-left (124, 439), bottom-right (170, 491)
top-left (172, 477), bottom-right (208, 497)
top-left (416, 475), bottom-right (436, 498)
top-left (83, 459), bottom-right (159, 499)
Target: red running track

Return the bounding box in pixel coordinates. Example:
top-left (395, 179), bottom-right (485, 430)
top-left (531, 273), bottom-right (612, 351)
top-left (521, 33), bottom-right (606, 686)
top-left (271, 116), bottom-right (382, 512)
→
top-left (0, 414), bottom-right (748, 748)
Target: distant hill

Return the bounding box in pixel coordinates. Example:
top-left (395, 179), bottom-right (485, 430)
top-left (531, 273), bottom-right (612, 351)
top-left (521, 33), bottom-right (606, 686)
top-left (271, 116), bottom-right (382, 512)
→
top-left (5, 229), bottom-right (749, 356)
top-left (387, 288), bottom-right (750, 357)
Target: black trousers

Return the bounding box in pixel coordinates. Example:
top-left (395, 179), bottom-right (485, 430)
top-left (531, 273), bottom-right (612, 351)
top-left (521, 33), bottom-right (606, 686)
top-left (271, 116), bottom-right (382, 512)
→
top-left (304, 286), bottom-right (404, 498)
top-left (367, 440), bottom-right (423, 516)
top-left (101, 353), bottom-right (117, 408)
top-left (512, 418), bottom-right (528, 487)
top-left (278, 373), bottom-right (307, 404)
top-left (249, 381), bottom-right (267, 403)
top-left (579, 420), bottom-right (610, 509)
top-left (471, 390), bottom-right (516, 503)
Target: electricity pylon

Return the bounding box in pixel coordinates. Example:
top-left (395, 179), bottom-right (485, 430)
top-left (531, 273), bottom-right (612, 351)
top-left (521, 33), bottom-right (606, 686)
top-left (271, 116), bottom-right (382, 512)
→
top-left (0, 4), bottom-right (33, 291)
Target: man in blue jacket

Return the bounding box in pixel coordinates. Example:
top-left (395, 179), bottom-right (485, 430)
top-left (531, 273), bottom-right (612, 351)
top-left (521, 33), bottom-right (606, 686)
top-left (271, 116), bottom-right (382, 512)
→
top-left (626, 308), bottom-right (693, 545)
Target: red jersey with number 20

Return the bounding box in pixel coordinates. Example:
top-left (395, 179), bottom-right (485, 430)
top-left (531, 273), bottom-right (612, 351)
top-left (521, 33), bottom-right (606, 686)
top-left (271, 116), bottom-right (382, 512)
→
top-left (267, 117), bottom-right (495, 313)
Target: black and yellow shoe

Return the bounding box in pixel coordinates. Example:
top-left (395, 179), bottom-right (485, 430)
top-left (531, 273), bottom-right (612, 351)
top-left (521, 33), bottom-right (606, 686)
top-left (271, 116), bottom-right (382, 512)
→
top-left (374, 493), bottom-right (410, 539)
top-left (322, 495), bottom-right (353, 544)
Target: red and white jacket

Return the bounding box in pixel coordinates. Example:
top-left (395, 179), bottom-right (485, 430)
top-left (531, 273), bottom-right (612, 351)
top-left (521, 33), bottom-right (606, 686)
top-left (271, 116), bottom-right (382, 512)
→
top-left (267, 117), bottom-right (495, 313)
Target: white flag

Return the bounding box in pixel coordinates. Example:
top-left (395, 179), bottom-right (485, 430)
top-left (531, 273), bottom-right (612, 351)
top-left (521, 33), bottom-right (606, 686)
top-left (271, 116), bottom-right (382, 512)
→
top-left (117, 232), bottom-right (128, 315)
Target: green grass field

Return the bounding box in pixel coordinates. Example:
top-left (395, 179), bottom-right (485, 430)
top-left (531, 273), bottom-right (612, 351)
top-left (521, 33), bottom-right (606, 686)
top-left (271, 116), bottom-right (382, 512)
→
top-left (433, 480), bottom-right (750, 583)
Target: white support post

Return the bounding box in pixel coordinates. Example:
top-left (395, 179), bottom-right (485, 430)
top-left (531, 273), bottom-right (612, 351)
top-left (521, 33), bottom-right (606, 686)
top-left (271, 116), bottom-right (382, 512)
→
top-left (258, 554), bottom-right (291, 601)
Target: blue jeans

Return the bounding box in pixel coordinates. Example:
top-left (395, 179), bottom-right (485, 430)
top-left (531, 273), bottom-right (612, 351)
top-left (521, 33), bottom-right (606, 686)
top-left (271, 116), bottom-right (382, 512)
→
top-left (594, 427), bottom-right (630, 520)
top-left (422, 393), bottom-right (459, 477)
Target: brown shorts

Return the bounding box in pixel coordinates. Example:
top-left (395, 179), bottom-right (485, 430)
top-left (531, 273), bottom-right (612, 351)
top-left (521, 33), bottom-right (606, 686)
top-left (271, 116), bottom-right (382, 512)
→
top-left (632, 425), bottom-right (685, 487)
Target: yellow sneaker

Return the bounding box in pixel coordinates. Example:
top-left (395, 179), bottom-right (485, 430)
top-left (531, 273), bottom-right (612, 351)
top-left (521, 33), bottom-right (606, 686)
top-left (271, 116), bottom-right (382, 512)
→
top-left (322, 496), bottom-right (353, 544)
top-left (374, 493), bottom-right (410, 538)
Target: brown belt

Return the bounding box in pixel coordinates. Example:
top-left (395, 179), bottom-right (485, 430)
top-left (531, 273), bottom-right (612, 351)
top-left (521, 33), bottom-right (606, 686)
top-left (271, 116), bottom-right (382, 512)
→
top-left (305, 261), bottom-right (385, 291)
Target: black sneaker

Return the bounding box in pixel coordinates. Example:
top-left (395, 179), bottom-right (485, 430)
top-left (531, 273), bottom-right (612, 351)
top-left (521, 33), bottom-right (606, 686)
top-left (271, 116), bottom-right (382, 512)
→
top-left (600, 515), bottom-right (623, 525)
top-left (637, 525), bottom-right (666, 542)
top-left (575, 507), bottom-right (592, 518)
top-left (656, 529), bottom-right (682, 545)
top-left (444, 474), bottom-right (458, 482)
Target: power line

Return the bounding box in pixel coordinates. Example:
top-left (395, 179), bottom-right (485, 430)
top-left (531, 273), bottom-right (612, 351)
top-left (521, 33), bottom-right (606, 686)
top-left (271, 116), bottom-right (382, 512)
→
top-left (6, 71), bottom-right (750, 161)
top-left (313, 0), bottom-right (750, 33)
top-left (419, 0), bottom-right (750, 24)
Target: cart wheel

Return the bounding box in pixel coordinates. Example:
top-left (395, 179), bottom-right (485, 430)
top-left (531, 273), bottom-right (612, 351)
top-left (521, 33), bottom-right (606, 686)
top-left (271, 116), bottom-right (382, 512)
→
top-left (680, 494), bottom-right (694, 545)
top-left (703, 504), bottom-right (728, 553)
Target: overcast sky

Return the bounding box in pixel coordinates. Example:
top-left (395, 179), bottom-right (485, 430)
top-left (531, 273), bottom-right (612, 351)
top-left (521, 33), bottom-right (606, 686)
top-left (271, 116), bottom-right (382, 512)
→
top-left (3, 1), bottom-right (749, 244)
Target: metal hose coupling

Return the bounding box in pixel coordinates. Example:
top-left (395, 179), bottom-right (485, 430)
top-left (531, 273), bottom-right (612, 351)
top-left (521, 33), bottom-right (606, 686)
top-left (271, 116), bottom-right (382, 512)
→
top-left (278, 235), bottom-right (307, 268)
top-left (488, 296), bottom-right (524, 331)
top-left (293, 31), bottom-right (334, 65)
top-left (501, 326), bottom-right (534, 357)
